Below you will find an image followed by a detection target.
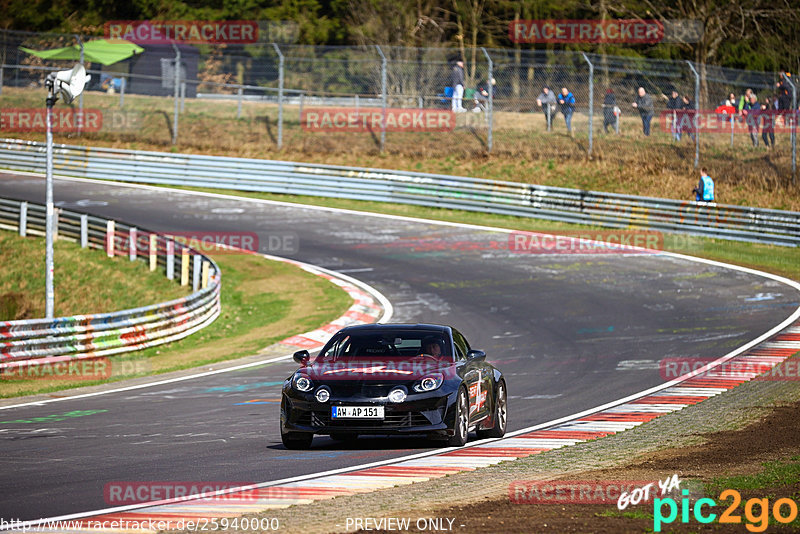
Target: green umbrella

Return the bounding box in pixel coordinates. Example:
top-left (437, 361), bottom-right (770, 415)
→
top-left (19, 39), bottom-right (144, 66)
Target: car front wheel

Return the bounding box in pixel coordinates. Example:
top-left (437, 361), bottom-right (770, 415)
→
top-left (281, 431), bottom-right (313, 450)
top-left (445, 388), bottom-right (469, 447)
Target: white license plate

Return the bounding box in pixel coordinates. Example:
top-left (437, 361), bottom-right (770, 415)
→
top-left (331, 406), bottom-right (384, 419)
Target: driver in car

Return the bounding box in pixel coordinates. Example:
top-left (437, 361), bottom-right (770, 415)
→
top-left (422, 337), bottom-right (443, 358)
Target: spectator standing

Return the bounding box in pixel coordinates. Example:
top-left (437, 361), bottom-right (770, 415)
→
top-left (602, 88), bottom-right (617, 133)
top-left (632, 87), bottom-right (654, 136)
top-left (558, 87), bottom-right (576, 137)
top-left (692, 167), bottom-right (715, 202)
top-left (742, 93), bottom-right (760, 146)
top-left (737, 88), bottom-right (754, 112)
top-left (536, 86), bottom-right (557, 130)
top-left (662, 89), bottom-right (682, 140)
top-left (681, 94), bottom-right (697, 142)
top-left (472, 77), bottom-right (495, 112)
top-left (451, 60), bottom-right (466, 112)
top-left (760, 98), bottom-right (775, 149)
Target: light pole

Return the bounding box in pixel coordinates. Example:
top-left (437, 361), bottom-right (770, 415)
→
top-left (43, 64), bottom-right (87, 318)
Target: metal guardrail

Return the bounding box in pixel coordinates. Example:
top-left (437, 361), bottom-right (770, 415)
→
top-left (0, 137), bottom-right (798, 246)
top-left (0, 196), bottom-right (221, 368)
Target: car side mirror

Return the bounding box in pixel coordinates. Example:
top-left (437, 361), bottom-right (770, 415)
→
top-left (293, 350), bottom-right (310, 365)
top-left (467, 349), bottom-right (486, 363)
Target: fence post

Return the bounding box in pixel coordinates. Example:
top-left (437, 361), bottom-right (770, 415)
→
top-left (180, 82), bottom-right (186, 112)
top-left (149, 234), bottom-right (157, 271)
top-left (193, 253), bottom-right (201, 291)
top-left (481, 48), bottom-right (493, 154)
top-left (782, 72), bottom-right (797, 184)
top-left (272, 43), bottom-right (284, 149)
top-left (375, 45), bottom-right (387, 153)
top-left (0, 65), bottom-right (4, 96)
top-left (237, 85), bottom-right (243, 118)
top-left (582, 53), bottom-right (594, 157)
top-left (75, 34), bottom-right (84, 136)
top-left (129, 227), bottom-right (137, 261)
top-left (181, 247), bottom-right (189, 286)
top-left (686, 61), bottom-right (700, 168)
top-left (299, 91), bottom-right (304, 122)
top-left (119, 76), bottom-right (125, 109)
top-left (172, 44), bottom-right (181, 145)
top-left (730, 114), bottom-right (734, 147)
top-left (106, 220), bottom-right (115, 257)
top-left (166, 239), bottom-right (175, 280)
top-left (19, 201), bottom-right (27, 236)
top-left (80, 214), bottom-right (88, 248)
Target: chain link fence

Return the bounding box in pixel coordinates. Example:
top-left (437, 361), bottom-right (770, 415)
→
top-left (1, 29), bottom-right (797, 185)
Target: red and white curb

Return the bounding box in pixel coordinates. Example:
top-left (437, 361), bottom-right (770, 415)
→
top-left (9, 323), bottom-right (799, 533)
top-left (272, 257), bottom-right (385, 351)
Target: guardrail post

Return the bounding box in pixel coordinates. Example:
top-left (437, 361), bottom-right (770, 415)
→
top-left (237, 85), bottom-right (243, 118)
top-left (172, 44), bottom-right (181, 145)
top-left (129, 227), bottom-right (137, 261)
top-left (19, 201), bottom-right (27, 236)
top-left (686, 61), bottom-right (700, 168)
top-left (192, 253), bottom-right (201, 291)
top-left (106, 220), bottom-right (115, 257)
top-left (782, 72), bottom-right (797, 184)
top-left (376, 45), bottom-right (387, 153)
top-left (180, 247), bottom-right (190, 286)
top-left (166, 239), bottom-right (175, 280)
top-left (80, 214), bottom-right (88, 248)
top-left (481, 48), bottom-right (493, 153)
top-left (202, 260), bottom-right (210, 289)
top-left (149, 234), bottom-right (157, 271)
top-left (272, 43), bottom-right (284, 149)
top-left (582, 53), bottom-right (594, 158)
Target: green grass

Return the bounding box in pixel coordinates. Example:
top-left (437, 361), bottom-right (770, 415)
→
top-left (0, 230), bottom-right (187, 319)
top-left (155, 185), bottom-right (800, 281)
top-left (0, 244), bottom-right (352, 398)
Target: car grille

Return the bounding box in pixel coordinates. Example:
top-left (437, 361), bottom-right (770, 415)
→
top-left (299, 410), bottom-right (430, 428)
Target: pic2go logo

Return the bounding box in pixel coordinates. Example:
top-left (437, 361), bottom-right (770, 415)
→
top-left (654, 489), bottom-right (799, 532)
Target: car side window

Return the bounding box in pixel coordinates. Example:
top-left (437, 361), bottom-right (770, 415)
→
top-left (452, 330), bottom-right (469, 360)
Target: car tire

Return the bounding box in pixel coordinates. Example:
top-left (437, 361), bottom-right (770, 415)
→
top-left (477, 380), bottom-right (507, 439)
top-left (329, 433), bottom-right (359, 441)
top-left (281, 431), bottom-right (313, 450)
top-left (445, 388), bottom-right (469, 447)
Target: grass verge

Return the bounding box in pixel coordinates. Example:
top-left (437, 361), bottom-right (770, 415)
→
top-left (1, 86), bottom-right (797, 210)
top-left (0, 249), bottom-right (352, 398)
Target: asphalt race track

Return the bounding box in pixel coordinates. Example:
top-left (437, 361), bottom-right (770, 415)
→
top-left (0, 171), bottom-right (798, 522)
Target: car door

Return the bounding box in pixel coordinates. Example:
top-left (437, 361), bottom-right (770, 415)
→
top-left (453, 329), bottom-right (490, 422)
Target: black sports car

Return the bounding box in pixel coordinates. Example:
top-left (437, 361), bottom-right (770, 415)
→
top-left (280, 324), bottom-right (507, 449)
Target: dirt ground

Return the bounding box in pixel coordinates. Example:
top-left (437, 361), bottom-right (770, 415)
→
top-left (349, 400), bottom-right (800, 533)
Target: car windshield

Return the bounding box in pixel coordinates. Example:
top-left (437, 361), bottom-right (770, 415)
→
top-left (315, 330), bottom-right (452, 362)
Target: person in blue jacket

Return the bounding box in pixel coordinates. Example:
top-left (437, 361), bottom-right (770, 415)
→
top-left (558, 87), bottom-right (576, 137)
top-left (692, 168), bottom-right (715, 202)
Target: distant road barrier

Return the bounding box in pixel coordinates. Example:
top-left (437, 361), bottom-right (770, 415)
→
top-left (0, 196), bottom-right (221, 369)
top-left (0, 138), bottom-right (798, 246)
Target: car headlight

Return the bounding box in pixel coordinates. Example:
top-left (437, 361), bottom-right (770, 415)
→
top-left (388, 387), bottom-right (407, 403)
top-left (293, 374), bottom-right (313, 392)
top-left (315, 387), bottom-right (331, 403)
top-left (412, 374), bottom-right (443, 392)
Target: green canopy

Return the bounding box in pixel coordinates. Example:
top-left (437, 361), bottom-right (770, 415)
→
top-left (19, 39), bottom-right (144, 66)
